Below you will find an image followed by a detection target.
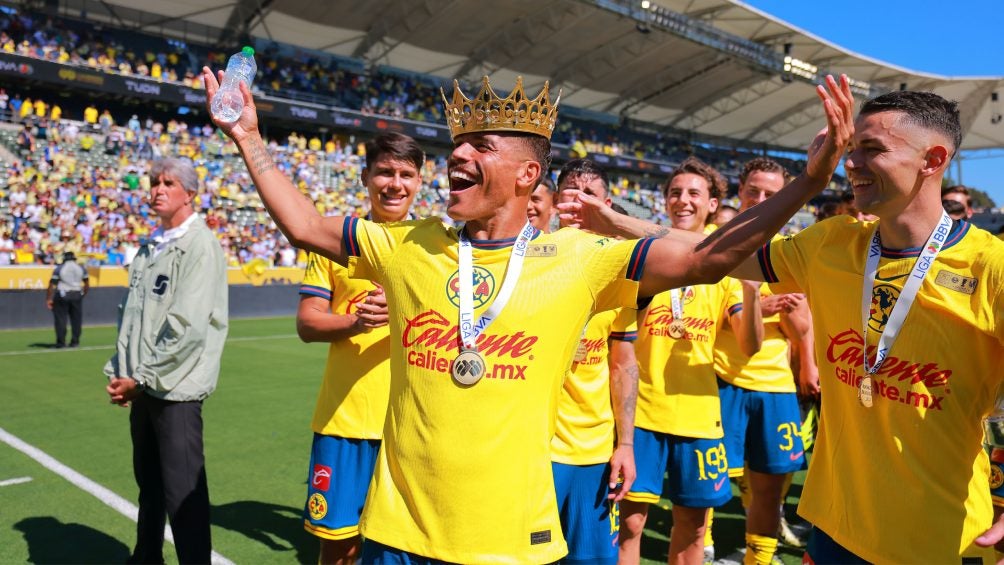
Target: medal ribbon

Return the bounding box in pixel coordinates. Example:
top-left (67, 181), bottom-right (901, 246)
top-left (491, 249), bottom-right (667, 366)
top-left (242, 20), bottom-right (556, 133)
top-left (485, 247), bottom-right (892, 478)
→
top-left (458, 221), bottom-right (535, 351)
top-left (860, 210), bottom-right (951, 374)
top-left (670, 287), bottom-right (690, 323)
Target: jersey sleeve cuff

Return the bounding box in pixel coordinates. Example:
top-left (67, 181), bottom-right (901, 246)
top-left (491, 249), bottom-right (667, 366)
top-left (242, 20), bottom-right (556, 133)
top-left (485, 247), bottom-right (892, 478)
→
top-left (610, 330), bottom-right (638, 342)
top-left (756, 243), bottom-right (779, 283)
top-left (342, 216), bottom-right (361, 258)
top-left (727, 303), bottom-right (743, 316)
top-left (299, 284), bottom-right (332, 300)
top-left (627, 238), bottom-right (655, 282)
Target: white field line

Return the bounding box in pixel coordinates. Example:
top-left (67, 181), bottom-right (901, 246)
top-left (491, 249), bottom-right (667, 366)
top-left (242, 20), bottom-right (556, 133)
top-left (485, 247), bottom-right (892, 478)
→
top-left (0, 476), bottom-right (32, 486)
top-left (0, 333), bottom-right (298, 357)
top-left (0, 426), bottom-right (234, 565)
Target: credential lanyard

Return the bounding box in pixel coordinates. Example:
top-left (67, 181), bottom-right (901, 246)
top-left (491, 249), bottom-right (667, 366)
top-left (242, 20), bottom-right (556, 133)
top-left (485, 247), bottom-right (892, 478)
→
top-left (458, 221), bottom-right (535, 351)
top-left (670, 287), bottom-right (690, 321)
top-left (860, 210), bottom-right (952, 374)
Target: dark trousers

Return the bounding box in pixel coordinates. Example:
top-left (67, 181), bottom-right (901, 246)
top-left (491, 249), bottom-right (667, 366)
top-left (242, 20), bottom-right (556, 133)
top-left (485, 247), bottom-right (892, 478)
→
top-left (128, 394), bottom-right (211, 565)
top-left (52, 291), bottom-right (83, 346)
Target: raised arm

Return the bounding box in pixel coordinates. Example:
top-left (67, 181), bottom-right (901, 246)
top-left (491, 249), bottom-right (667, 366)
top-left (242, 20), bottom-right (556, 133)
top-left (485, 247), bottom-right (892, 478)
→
top-left (560, 75), bottom-right (854, 295)
top-left (201, 67), bottom-right (349, 265)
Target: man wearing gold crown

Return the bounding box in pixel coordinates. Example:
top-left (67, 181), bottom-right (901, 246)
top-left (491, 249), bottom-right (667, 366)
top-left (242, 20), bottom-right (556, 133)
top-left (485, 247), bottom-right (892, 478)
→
top-left (202, 66), bottom-right (853, 563)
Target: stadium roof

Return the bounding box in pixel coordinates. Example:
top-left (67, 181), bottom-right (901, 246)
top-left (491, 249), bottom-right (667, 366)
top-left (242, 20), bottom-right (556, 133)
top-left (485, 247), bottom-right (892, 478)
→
top-left (97, 0), bottom-right (1004, 151)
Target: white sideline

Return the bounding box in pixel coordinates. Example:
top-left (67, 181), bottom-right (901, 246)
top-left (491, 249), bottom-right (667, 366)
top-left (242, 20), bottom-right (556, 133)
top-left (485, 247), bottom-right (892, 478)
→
top-left (0, 476), bottom-right (33, 486)
top-left (0, 426), bottom-right (234, 565)
top-left (0, 333), bottom-right (298, 356)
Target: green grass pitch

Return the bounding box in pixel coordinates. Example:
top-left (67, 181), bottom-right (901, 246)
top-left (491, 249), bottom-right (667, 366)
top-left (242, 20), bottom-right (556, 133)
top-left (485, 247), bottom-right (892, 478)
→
top-left (0, 317), bottom-right (806, 564)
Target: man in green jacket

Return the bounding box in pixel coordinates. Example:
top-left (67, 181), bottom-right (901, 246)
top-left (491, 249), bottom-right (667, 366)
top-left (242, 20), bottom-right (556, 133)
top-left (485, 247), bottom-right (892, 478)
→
top-left (105, 157), bottom-right (228, 564)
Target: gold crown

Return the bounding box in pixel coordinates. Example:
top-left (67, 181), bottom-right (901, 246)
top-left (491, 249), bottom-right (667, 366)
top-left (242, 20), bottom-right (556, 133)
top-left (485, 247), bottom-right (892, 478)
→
top-left (441, 76), bottom-right (561, 140)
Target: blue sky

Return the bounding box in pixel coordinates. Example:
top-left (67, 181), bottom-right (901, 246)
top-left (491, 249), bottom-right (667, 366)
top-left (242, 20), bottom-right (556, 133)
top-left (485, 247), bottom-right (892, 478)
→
top-left (744, 0), bottom-right (1004, 205)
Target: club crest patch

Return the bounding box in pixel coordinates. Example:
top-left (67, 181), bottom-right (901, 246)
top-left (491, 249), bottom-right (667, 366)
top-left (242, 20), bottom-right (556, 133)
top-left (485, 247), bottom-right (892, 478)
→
top-left (307, 493), bottom-right (328, 520)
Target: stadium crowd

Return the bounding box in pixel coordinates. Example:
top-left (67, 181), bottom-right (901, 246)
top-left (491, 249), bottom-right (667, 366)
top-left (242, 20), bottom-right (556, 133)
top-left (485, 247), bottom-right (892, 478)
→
top-left (0, 7), bottom-right (820, 173)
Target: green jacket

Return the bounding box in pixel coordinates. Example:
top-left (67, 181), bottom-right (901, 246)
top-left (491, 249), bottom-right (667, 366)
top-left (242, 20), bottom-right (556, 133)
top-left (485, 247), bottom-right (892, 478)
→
top-left (104, 216), bottom-right (228, 401)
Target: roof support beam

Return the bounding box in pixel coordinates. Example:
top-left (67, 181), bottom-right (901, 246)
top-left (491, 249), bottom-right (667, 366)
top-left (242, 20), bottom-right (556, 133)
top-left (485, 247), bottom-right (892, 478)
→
top-left (217, 0), bottom-right (270, 47)
top-left (744, 96), bottom-right (822, 144)
top-left (665, 75), bottom-right (774, 128)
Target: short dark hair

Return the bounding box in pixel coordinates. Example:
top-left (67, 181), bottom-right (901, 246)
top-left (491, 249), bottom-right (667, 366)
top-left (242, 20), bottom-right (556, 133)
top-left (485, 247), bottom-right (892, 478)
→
top-left (740, 157), bottom-right (787, 185)
top-left (364, 132), bottom-right (425, 171)
top-left (942, 199), bottom-right (966, 216)
top-left (557, 158), bottom-right (609, 189)
top-left (537, 176), bottom-right (556, 193)
top-left (514, 134), bottom-right (552, 185)
top-left (663, 156), bottom-right (727, 201)
top-left (860, 91), bottom-right (962, 156)
top-left (942, 185), bottom-right (971, 207)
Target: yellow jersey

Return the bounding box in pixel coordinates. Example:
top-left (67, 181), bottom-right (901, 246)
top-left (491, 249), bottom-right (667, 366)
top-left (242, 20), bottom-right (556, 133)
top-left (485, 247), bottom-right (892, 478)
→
top-left (714, 282), bottom-right (796, 392)
top-left (347, 217), bottom-right (649, 563)
top-left (760, 216), bottom-right (1004, 563)
top-left (634, 278), bottom-right (741, 439)
top-left (300, 252), bottom-right (389, 439)
top-left (551, 307), bottom-right (638, 466)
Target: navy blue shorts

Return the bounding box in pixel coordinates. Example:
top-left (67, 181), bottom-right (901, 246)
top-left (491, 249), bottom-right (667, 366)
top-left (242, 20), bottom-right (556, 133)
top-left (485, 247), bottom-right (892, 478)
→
top-left (626, 427), bottom-right (731, 508)
top-left (552, 461), bottom-right (618, 564)
top-left (717, 378), bottom-right (805, 476)
top-left (302, 433), bottom-right (380, 540)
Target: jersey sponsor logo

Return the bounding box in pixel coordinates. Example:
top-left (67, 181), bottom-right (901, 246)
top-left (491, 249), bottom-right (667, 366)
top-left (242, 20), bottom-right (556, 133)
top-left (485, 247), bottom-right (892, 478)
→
top-left (934, 270), bottom-right (978, 295)
top-left (446, 267), bottom-right (495, 308)
top-left (307, 493), bottom-right (328, 520)
top-left (312, 464), bottom-right (331, 492)
top-left (402, 309), bottom-right (538, 380)
top-left (827, 329), bottom-right (949, 410)
top-left (344, 290), bottom-right (370, 314)
top-left (152, 274), bottom-right (169, 296)
top-left (642, 305), bottom-right (714, 340)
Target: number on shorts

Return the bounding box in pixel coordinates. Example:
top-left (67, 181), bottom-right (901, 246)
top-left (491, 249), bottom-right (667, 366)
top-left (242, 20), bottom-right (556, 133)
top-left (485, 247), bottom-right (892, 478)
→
top-left (776, 421), bottom-right (800, 451)
top-left (693, 444), bottom-right (728, 480)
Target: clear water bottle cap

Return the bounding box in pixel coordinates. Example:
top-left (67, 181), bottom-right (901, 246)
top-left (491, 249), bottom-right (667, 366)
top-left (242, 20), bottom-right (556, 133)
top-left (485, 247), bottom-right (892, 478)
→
top-left (242, 46), bottom-right (254, 57)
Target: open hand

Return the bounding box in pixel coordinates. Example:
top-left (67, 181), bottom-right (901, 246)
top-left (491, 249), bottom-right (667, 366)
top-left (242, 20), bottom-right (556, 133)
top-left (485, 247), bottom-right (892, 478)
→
top-left (805, 74), bottom-right (855, 184)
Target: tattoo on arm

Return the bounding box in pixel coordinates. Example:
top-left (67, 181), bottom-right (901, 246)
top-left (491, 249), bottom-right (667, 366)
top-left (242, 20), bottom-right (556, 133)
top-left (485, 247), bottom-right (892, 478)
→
top-left (646, 225), bottom-right (671, 239)
top-left (621, 364), bottom-right (638, 434)
top-left (247, 138), bottom-right (275, 176)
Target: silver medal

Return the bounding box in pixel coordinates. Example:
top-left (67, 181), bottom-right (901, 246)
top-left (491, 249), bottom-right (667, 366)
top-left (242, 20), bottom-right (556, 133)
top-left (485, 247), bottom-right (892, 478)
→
top-left (452, 349), bottom-right (486, 386)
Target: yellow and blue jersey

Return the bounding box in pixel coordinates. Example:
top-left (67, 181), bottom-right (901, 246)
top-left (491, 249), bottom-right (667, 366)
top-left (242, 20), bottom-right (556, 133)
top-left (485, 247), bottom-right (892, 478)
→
top-left (714, 282), bottom-right (795, 393)
top-left (759, 216), bottom-right (1004, 563)
top-left (551, 307), bottom-right (638, 466)
top-left (345, 217), bottom-right (651, 564)
top-left (301, 253), bottom-right (390, 439)
top-left (634, 278), bottom-right (741, 439)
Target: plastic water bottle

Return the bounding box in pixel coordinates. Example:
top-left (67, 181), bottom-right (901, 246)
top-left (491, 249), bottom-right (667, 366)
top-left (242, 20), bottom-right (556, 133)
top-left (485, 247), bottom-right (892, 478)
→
top-left (210, 46), bottom-right (257, 123)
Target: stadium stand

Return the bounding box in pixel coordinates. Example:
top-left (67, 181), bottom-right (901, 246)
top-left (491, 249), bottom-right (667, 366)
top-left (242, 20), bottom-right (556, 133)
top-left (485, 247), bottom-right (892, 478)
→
top-left (0, 5), bottom-right (830, 266)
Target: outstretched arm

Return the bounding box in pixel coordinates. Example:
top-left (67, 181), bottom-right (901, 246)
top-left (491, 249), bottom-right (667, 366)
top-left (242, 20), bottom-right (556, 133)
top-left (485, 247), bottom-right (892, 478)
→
top-left (560, 75), bottom-right (854, 295)
top-left (202, 67), bottom-right (349, 265)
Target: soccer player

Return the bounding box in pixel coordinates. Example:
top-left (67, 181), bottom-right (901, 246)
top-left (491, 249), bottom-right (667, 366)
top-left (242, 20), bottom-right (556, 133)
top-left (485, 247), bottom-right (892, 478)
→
top-left (527, 176), bottom-right (557, 232)
top-left (712, 157), bottom-right (817, 564)
top-left (296, 132), bottom-right (422, 564)
top-left (942, 184), bottom-right (974, 219)
top-left (614, 157), bottom-right (763, 565)
top-left (571, 85), bottom-right (1004, 563)
top-left (203, 67), bottom-right (853, 562)
top-left (551, 159), bottom-right (639, 565)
